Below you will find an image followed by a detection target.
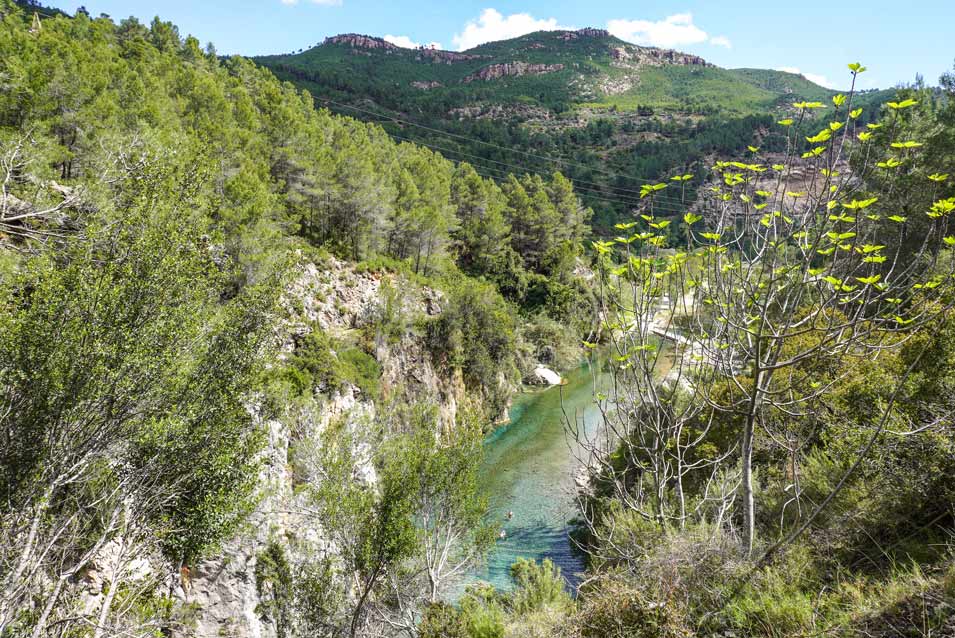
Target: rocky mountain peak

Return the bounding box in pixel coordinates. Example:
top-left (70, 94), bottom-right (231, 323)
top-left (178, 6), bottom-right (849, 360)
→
top-left (463, 61), bottom-right (565, 83)
top-left (323, 33), bottom-right (398, 51)
top-left (569, 27), bottom-right (611, 39)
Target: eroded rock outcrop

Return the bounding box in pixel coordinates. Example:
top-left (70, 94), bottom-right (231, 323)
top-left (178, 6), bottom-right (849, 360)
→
top-left (463, 61), bottom-right (565, 83)
top-left (323, 34), bottom-right (398, 52)
top-left (414, 49), bottom-right (487, 64)
top-left (558, 27), bottom-right (610, 40)
top-left (611, 44), bottom-right (711, 68)
top-left (171, 256), bottom-right (493, 637)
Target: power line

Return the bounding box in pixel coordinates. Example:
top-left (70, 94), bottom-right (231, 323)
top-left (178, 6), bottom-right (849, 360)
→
top-left (464, 164), bottom-right (686, 218)
top-left (466, 165), bottom-right (688, 217)
top-left (317, 97), bottom-right (698, 198)
top-left (352, 112), bottom-right (691, 215)
top-left (322, 100), bottom-right (693, 214)
top-left (323, 96), bottom-right (694, 204)
top-left (385, 131), bottom-right (688, 213)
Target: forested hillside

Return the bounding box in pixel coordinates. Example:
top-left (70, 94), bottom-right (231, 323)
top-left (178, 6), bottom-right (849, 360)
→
top-left (0, 3), bottom-right (592, 635)
top-left (257, 30), bottom-right (896, 231)
top-left (2, 2), bottom-right (955, 638)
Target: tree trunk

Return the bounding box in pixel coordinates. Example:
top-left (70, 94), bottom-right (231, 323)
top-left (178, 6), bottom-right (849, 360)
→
top-left (741, 411), bottom-right (756, 556)
top-left (349, 565), bottom-right (380, 638)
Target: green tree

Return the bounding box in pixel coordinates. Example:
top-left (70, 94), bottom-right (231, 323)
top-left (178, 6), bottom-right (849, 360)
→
top-left (451, 162), bottom-right (511, 276)
top-left (587, 65), bottom-right (955, 560)
top-left (0, 160), bottom-right (277, 634)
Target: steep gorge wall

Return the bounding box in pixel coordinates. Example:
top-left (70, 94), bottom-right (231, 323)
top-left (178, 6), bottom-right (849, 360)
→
top-left (170, 257), bottom-right (480, 637)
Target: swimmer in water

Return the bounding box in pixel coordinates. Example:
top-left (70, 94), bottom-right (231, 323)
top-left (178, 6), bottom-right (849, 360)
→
top-left (499, 529), bottom-right (507, 540)
top-left (506, 510), bottom-right (513, 520)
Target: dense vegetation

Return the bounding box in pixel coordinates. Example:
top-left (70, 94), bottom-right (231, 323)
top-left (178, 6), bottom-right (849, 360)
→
top-left (258, 30), bottom-right (896, 232)
top-left (0, 2), bottom-right (589, 635)
top-left (1, 2), bottom-right (954, 638)
top-left (426, 64), bottom-right (955, 637)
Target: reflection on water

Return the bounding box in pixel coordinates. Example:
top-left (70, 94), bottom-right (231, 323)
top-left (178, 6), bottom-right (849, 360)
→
top-left (458, 360), bottom-right (609, 593)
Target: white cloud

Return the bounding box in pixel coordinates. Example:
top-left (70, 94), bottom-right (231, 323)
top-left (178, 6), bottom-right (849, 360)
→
top-left (710, 35), bottom-right (732, 49)
top-left (607, 13), bottom-right (730, 49)
top-left (607, 13), bottom-right (706, 48)
top-left (451, 9), bottom-right (573, 51)
top-left (384, 35), bottom-right (418, 48)
top-left (383, 35), bottom-right (443, 50)
top-left (776, 66), bottom-right (837, 89)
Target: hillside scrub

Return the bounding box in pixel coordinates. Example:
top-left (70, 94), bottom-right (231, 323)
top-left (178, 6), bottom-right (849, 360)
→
top-left (0, 2), bottom-right (599, 633)
top-left (557, 63), bottom-right (955, 637)
top-left (416, 60), bottom-right (955, 638)
top-left (0, 156), bottom-right (280, 634)
top-left (2, 2), bottom-right (955, 637)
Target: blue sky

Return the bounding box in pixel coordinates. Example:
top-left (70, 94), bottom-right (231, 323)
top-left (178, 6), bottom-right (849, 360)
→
top-left (57, 1), bottom-right (953, 90)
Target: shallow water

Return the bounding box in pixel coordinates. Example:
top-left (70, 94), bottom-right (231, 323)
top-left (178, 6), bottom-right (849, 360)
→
top-left (459, 360), bottom-right (610, 593)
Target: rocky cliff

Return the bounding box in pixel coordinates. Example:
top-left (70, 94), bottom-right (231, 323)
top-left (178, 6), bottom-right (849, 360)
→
top-left (610, 44), bottom-right (711, 68)
top-left (323, 33), bottom-right (398, 52)
top-left (557, 27), bottom-right (610, 40)
top-left (167, 256), bottom-right (486, 637)
top-left (414, 48), bottom-right (487, 64)
top-left (322, 35), bottom-right (487, 65)
top-left (463, 61), bottom-right (565, 83)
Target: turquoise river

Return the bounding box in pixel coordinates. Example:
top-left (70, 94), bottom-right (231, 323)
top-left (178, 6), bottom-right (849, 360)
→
top-left (460, 360), bottom-right (610, 592)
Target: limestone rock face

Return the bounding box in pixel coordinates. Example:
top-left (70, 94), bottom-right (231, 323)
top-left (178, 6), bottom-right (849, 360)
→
top-left (177, 389), bottom-right (364, 638)
top-left (610, 44), bottom-right (711, 68)
top-left (323, 34), bottom-right (398, 51)
top-left (557, 27), bottom-right (610, 40)
top-left (172, 255), bottom-right (494, 636)
top-left (414, 49), bottom-right (487, 64)
top-left (463, 61), bottom-right (565, 83)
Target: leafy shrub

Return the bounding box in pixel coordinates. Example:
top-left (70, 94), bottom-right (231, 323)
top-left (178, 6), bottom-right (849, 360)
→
top-left (576, 573), bottom-right (690, 638)
top-left (425, 277), bottom-right (518, 414)
top-left (278, 327), bottom-right (381, 399)
top-left (723, 547), bottom-right (819, 636)
top-left (254, 541), bottom-right (295, 638)
top-left (366, 279), bottom-right (409, 347)
top-left (254, 540), bottom-right (343, 637)
top-left (516, 312), bottom-right (581, 378)
top-left (509, 558), bottom-right (573, 616)
top-left (457, 585), bottom-right (507, 638)
top-left (336, 346), bottom-right (381, 398)
top-left (419, 603), bottom-right (470, 638)
top-left (281, 329), bottom-right (341, 397)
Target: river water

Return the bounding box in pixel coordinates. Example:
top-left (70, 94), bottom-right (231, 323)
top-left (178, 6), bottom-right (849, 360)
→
top-left (459, 360), bottom-right (610, 592)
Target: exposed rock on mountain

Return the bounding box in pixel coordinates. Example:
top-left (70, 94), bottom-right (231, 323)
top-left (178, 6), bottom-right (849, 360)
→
top-left (322, 35), bottom-right (488, 65)
top-left (463, 61), bottom-right (565, 83)
top-left (411, 80), bottom-right (442, 90)
top-left (448, 103), bottom-right (553, 120)
top-left (557, 27), bottom-right (610, 40)
top-left (170, 256), bottom-right (491, 637)
top-left (323, 33), bottom-right (398, 51)
top-left (414, 48), bottom-right (487, 64)
top-left (610, 44), bottom-right (711, 68)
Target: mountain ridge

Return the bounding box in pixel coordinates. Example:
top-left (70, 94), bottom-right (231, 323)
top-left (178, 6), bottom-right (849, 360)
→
top-left (254, 27), bottom-right (868, 230)
top-left (255, 27), bottom-right (836, 119)
top-left (316, 27), bottom-right (712, 67)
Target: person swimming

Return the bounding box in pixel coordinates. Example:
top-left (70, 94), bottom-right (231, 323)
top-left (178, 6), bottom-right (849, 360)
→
top-left (499, 529), bottom-right (507, 540)
top-left (506, 510), bottom-right (514, 520)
